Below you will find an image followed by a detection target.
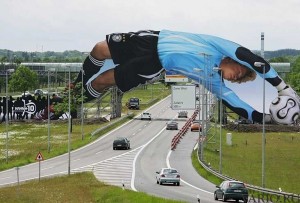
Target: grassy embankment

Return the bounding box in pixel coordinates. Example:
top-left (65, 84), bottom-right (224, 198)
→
top-left (1, 82), bottom-right (299, 200)
top-left (0, 172), bottom-right (184, 203)
top-left (192, 127), bottom-right (300, 194)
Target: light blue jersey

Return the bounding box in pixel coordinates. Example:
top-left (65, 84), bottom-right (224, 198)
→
top-left (157, 30), bottom-right (280, 121)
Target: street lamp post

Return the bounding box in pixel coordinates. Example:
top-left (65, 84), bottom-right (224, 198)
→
top-left (193, 68), bottom-right (203, 160)
top-left (68, 66), bottom-right (71, 175)
top-left (81, 67), bottom-right (84, 140)
top-left (47, 68), bottom-right (55, 153)
top-left (219, 71), bottom-right (223, 174)
top-left (213, 67), bottom-right (223, 173)
top-left (254, 62), bottom-right (266, 188)
top-left (5, 69), bottom-right (14, 163)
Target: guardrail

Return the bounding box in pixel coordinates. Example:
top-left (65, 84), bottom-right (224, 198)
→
top-left (197, 154), bottom-right (300, 201)
top-left (171, 110), bottom-right (199, 150)
top-left (171, 109), bottom-right (299, 200)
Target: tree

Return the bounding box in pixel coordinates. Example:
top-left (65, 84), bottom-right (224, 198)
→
top-left (53, 82), bottom-right (86, 118)
top-left (286, 56), bottom-right (300, 92)
top-left (9, 65), bottom-right (39, 93)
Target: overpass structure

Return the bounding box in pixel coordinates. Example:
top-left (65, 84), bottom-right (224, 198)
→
top-left (0, 62), bottom-right (81, 76)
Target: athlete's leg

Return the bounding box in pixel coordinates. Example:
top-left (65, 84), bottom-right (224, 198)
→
top-left (85, 54), bottom-right (163, 102)
top-left (76, 30), bottom-right (160, 102)
top-left (91, 41), bottom-right (111, 59)
top-left (108, 55), bottom-right (164, 92)
top-left (90, 69), bottom-right (116, 93)
top-left (80, 69), bottom-right (116, 102)
top-left (73, 41), bottom-right (111, 84)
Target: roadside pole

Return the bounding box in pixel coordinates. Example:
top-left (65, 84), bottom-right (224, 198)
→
top-left (35, 152), bottom-right (44, 181)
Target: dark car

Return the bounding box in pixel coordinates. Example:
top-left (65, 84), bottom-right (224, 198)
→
top-left (235, 119), bottom-right (253, 124)
top-left (166, 121), bottom-right (178, 130)
top-left (214, 180), bottom-right (248, 203)
top-left (113, 137), bottom-right (130, 150)
top-left (128, 97), bottom-right (140, 110)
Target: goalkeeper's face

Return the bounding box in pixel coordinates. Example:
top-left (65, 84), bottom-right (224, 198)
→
top-left (220, 57), bottom-right (256, 83)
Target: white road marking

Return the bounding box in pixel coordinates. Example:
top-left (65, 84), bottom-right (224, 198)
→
top-left (42, 166), bottom-right (53, 171)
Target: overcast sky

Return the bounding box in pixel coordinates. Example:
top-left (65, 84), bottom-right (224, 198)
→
top-left (1, 0), bottom-right (300, 52)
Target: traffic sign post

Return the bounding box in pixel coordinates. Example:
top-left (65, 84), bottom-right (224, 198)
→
top-left (35, 152), bottom-right (44, 181)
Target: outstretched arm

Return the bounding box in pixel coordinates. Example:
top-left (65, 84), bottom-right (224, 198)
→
top-left (211, 81), bottom-right (270, 123)
top-left (207, 36), bottom-right (299, 105)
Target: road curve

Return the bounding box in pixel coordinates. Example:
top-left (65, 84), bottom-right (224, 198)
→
top-left (0, 96), bottom-right (218, 203)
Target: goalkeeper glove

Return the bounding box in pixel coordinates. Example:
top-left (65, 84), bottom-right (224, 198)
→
top-left (278, 86), bottom-right (300, 106)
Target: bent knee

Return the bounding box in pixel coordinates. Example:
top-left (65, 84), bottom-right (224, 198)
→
top-left (91, 70), bottom-right (115, 92)
top-left (91, 41), bottom-right (111, 59)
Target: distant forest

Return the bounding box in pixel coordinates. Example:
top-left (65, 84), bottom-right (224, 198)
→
top-left (253, 49), bottom-right (300, 59)
top-left (1, 49), bottom-right (300, 63)
top-left (0, 49), bottom-right (87, 63)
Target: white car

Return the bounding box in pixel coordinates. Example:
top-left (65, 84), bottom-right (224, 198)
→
top-left (34, 89), bottom-right (48, 96)
top-left (141, 112), bottom-right (151, 120)
top-left (21, 91), bottom-right (32, 97)
top-left (156, 168), bottom-right (180, 186)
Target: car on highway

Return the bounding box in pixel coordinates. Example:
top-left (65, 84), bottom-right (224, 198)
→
top-left (141, 112), bottom-right (151, 120)
top-left (191, 121), bottom-right (201, 132)
top-left (214, 180), bottom-right (248, 203)
top-left (21, 91), bottom-right (32, 97)
top-left (34, 89), bottom-right (48, 96)
top-left (113, 137), bottom-right (130, 150)
top-left (128, 97), bottom-right (140, 110)
top-left (166, 121), bottom-right (178, 130)
top-left (234, 118), bottom-right (253, 125)
top-left (178, 111), bottom-right (188, 118)
top-left (156, 168), bottom-right (180, 186)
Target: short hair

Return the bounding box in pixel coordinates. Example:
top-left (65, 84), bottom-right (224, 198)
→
top-left (223, 57), bottom-right (256, 83)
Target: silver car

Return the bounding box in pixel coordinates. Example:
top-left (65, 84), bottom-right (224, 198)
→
top-left (178, 111), bottom-right (188, 118)
top-left (156, 168), bottom-right (180, 186)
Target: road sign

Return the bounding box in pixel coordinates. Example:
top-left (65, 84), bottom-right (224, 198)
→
top-left (165, 71), bottom-right (189, 82)
top-left (35, 152), bottom-right (44, 161)
top-left (171, 85), bottom-right (196, 110)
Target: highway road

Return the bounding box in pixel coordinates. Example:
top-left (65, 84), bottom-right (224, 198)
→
top-left (0, 96), bottom-right (217, 203)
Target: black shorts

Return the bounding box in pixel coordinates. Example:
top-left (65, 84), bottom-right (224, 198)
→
top-left (106, 30), bottom-right (160, 64)
top-left (106, 30), bottom-right (164, 92)
top-left (114, 55), bottom-right (164, 92)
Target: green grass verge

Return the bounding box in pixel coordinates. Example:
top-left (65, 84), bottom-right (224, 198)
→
top-left (191, 149), bottom-right (223, 186)
top-left (0, 172), bottom-right (184, 203)
top-left (199, 127), bottom-right (300, 194)
top-left (0, 83), bottom-right (171, 171)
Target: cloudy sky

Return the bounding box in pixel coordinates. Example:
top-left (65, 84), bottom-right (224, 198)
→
top-left (1, 0), bottom-right (300, 52)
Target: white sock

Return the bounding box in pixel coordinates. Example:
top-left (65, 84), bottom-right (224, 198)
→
top-left (86, 83), bottom-right (101, 98)
top-left (276, 80), bottom-right (287, 91)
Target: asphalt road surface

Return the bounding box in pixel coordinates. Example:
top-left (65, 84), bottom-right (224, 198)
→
top-left (0, 96), bottom-right (218, 203)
